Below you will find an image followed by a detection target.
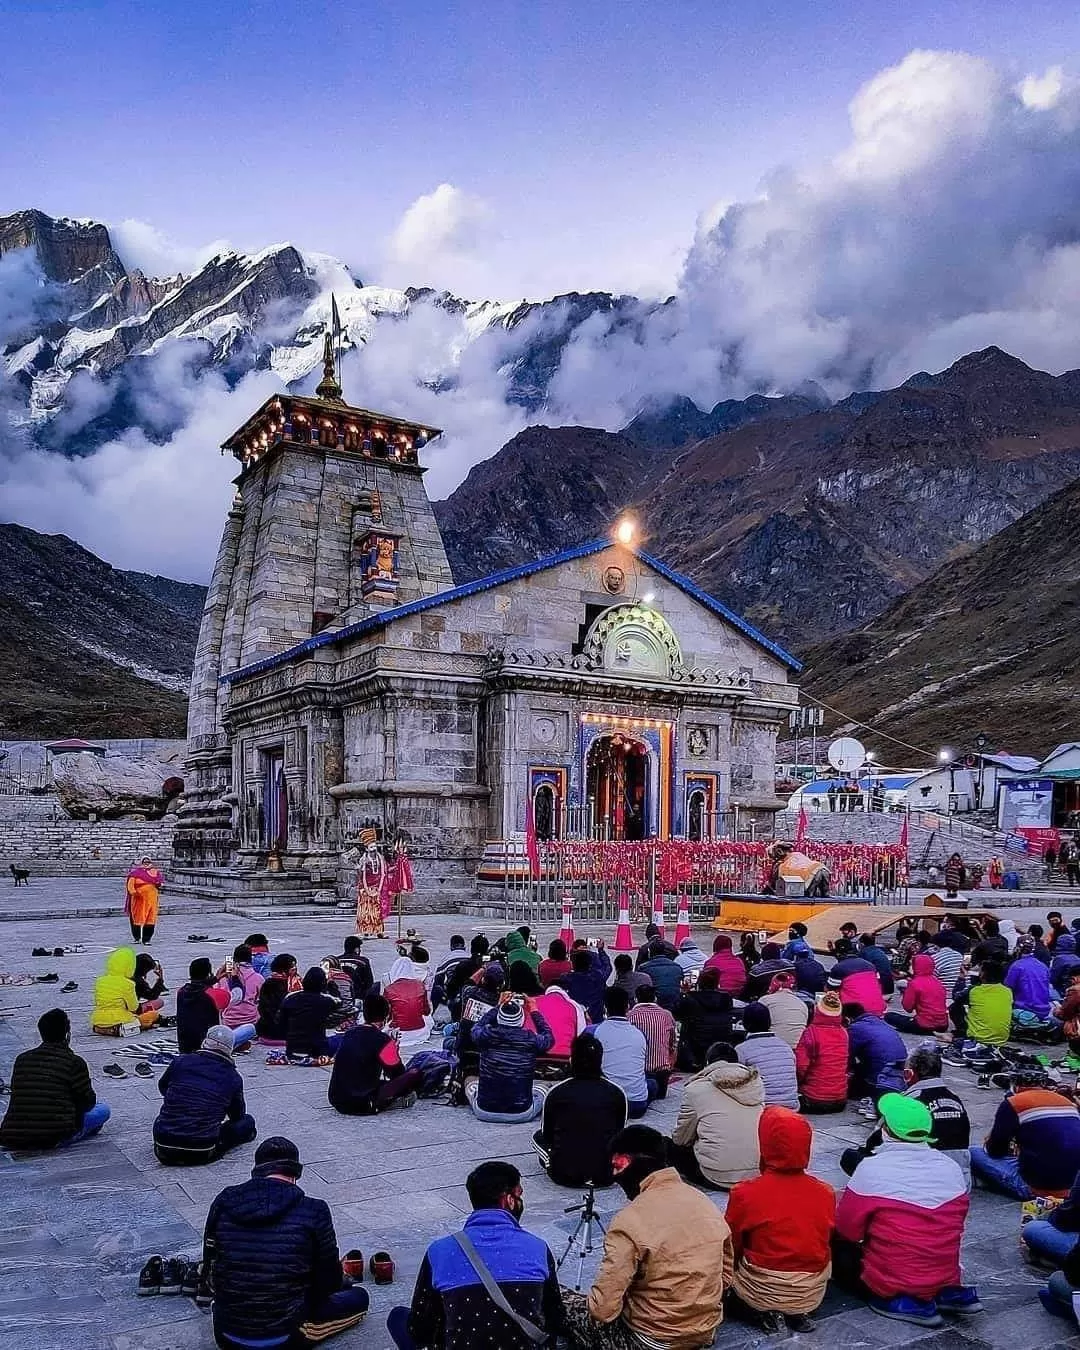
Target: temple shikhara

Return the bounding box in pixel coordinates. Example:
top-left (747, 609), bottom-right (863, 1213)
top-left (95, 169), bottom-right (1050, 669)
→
top-left (172, 328), bottom-right (802, 907)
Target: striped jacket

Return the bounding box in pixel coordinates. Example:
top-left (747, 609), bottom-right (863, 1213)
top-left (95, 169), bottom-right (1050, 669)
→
top-left (835, 1141), bottom-right (967, 1298)
top-left (984, 1089), bottom-right (1080, 1194)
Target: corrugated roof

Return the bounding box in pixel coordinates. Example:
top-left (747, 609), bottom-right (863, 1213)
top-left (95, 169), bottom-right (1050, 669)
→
top-left (222, 538), bottom-right (802, 684)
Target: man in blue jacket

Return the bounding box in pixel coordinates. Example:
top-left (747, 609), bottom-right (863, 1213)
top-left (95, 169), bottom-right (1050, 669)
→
top-left (206, 1135), bottom-right (368, 1349)
top-left (387, 1160), bottom-right (564, 1349)
top-left (843, 1003), bottom-right (906, 1109)
top-left (638, 940), bottom-right (684, 1011)
top-left (558, 943), bottom-right (613, 1022)
top-left (153, 1025), bottom-right (257, 1165)
top-left (467, 997), bottom-right (554, 1121)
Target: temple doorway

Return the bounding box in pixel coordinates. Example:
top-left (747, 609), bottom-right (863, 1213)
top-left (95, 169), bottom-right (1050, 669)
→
top-left (586, 732), bottom-right (649, 840)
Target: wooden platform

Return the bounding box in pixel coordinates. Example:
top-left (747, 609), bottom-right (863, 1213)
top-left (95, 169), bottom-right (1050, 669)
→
top-left (760, 903), bottom-right (1000, 952)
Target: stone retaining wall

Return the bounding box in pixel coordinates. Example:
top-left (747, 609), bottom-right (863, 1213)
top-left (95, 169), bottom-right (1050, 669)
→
top-left (0, 815), bottom-right (176, 875)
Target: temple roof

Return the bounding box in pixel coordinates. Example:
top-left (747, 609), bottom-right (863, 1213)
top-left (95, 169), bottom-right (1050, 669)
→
top-left (223, 538), bottom-right (802, 684)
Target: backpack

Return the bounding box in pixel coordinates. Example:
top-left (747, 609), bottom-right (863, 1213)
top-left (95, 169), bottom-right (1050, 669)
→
top-left (405, 1049), bottom-right (456, 1097)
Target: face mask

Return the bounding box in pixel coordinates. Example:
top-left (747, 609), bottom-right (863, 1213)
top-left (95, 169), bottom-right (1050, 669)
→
top-left (614, 1158), bottom-right (655, 1201)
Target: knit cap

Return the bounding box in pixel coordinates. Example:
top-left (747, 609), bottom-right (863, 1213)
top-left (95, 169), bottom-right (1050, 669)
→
top-left (498, 996), bottom-right (526, 1027)
top-left (201, 1024), bottom-right (235, 1058)
top-left (817, 991), bottom-right (843, 1017)
top-left (878, 1092), bottom-right (932, 1142)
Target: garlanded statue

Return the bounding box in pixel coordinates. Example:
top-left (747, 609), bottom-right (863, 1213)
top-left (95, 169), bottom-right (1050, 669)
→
top-left (763, 841), bottom-right (830, 898)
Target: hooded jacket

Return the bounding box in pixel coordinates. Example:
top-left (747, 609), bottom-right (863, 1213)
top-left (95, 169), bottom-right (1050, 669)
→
top-left (793, 952), bottom-right (828, 996)
top-left (835, 1141), bottom-right (968, 1299)
top-left (471, 1007), bottom-right (554, 1114)
top-left (794, 1008), bottom-right (849, 1104)
top-left (1006, 954), bottom-right (1053, 1018)
top-left (153, 1050), bottom-right (247, 1145)
top-left (205, 1176), bottom-right (345, 1342)
top-left (671, 1059), bottom-right (765, 1187)
top-left (0, 1041), bottom-right (97, 1149)
top-left (219, 962), bottom-right (265, 1029)
top-left (847, 1013), bottom-right (906, 1094)
top-left (704, 945), bottom-right (747, 997)
top-left (737, 1033), bottom-right (799, 1110)
top-left (725, 1108), bottom-right (836, 1313)
top-left (1051, 936), bottom-right (1080, 996)
top-left (900, 954), bottom-right (949, 1030)
top-left (90, 948), bottom-right (140, 1029)
top-left (557, 949), bottom-right (612, 1023)
top-left (832, 958), bottom-right (886, 1016)
top-left (504, 931), bottom-right (540, 974)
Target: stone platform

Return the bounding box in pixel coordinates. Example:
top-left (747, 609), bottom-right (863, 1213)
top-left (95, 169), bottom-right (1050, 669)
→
top-left (2, 888), bottom-right (1080, 1349)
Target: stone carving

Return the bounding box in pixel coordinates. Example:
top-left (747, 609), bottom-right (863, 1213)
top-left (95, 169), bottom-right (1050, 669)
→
top-left (687, 726), bottom-right (710, 757)
top-left (601, 565), bottom-right (626, 594)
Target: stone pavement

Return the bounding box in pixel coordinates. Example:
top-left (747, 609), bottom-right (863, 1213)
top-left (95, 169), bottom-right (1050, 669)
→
top-left (2, 889), bottom-right (1080, 1349)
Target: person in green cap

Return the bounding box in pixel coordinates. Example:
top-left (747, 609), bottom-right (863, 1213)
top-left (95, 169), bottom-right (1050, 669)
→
top-left (833, 1092), bottom-right (979, 1327)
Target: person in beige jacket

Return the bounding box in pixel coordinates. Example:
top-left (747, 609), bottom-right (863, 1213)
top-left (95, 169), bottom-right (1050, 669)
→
top-left (668, 1045), bottom-right (765, 1188)
top-left (561, 1124), bottom-right (734, 1350)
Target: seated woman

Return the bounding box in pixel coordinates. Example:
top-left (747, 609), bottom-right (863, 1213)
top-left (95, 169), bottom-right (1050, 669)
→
top-left (90, 948), bottom-right (160, 1036)
top-left (133, 953), bottom-right (167, 1019)
top-left (383, 947), bottom-right (434, 1053)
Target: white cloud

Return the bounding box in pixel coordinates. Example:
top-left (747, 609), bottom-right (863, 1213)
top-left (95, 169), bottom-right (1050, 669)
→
top-left (385, 184), bottom-right (495, 291)
top-left (1019, 65), bottom-right (1065, 111)
top-left (109, 218), bottom-right (233, 279)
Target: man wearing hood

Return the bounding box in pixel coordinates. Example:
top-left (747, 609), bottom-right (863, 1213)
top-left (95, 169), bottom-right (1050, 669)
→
top-left (884, 953), bottom-right (948, 1034)
top-left (795, 992), bottom-right (849, 1113)
top-left (503, 929), bottom-right (540, 976)
top-left (669, 1044), bottom-right (765, 1188)
top-left (562, 1124), bottom-right (734, 1350)
top-left (725, 1107), bottom-right (836, 1333)
top-left (828, 941), bottom-right (886, 1016)
top-left (205, 1135), bottom-right (368, 1349)
top-left (674, 968), bottom-right (739, 1071)
top-left (703, 934), bottom-right (747, 997)
top-left (675, 938), bottom-right (706, 974)
top-left (152, 1025), bottom-right (257, 1166)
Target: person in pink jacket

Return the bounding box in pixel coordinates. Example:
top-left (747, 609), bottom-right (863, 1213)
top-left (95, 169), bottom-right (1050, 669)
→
top-left (830, 941), bottom-right (886, 1016)
top-left (884, 954), bottom-right (948, 1033)
top-left (704, 934), bottom-right (747, 997)
top-left (534, 986), bottom-right (587, 1059)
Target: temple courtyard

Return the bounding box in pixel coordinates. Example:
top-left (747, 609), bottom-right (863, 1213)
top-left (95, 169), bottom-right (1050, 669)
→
top-left (3, 886), bottom-right (1080, 1350)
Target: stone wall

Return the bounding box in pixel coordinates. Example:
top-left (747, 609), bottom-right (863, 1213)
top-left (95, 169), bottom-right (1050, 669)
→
top-left (0, 810), bottom-right (176, 875)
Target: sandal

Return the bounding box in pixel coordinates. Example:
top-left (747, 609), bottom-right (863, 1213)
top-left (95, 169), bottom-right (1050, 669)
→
top-left (369, 1251), bottom-right (394, 1284)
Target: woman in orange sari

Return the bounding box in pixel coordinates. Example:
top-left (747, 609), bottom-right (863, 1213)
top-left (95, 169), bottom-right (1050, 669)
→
top-left (125, 857), bottom-right (163, 945)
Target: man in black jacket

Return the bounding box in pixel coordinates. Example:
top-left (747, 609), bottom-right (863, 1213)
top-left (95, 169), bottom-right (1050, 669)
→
top-left (673, 969), bottom-right (739, 1070)
top-left (0, 1008), bottom-right (110, 1149)
top-left (328, 994), bottom-right (424, 1114)
top-left (177, 957), bottom-right (227, 1054)
top-left (532, 1034), bottom-right (627, 1186)
top-left (206, 1135), bottom-right (368, 1349)
top-left (153, 1025), bottom-right (257, 1166)
top-left (336, 936), bottom-right (375, 1001)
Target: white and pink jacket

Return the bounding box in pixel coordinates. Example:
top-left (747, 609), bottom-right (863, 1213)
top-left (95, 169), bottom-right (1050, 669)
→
top-left (835, 1140), bottom-right (968, 1298)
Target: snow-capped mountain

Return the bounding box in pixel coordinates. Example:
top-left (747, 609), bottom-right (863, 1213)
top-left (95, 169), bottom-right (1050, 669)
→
top-left (0, 208), bottom-right (643, 455)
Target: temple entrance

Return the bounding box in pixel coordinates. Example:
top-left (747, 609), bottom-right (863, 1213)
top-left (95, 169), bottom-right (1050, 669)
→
top-left (586, 733), bottom-right (649, 840)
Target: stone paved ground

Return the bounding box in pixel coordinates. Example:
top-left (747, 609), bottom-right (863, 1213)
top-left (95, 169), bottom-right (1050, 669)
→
top-left (4, 888), bottom-right (1080, 1349)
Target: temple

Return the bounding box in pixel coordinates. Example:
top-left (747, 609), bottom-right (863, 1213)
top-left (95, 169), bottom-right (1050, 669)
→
top-left (172, 328), bottom-right (802, 908)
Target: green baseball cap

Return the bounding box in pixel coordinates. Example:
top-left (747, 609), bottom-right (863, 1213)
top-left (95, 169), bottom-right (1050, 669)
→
top-left (878, 1092), bottom-right (932, 1142)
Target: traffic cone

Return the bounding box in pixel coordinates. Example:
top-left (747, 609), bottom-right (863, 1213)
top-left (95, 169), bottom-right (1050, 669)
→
top-left (673, 897), bottom-right (691, 948)
top-left (558, 894), bottom-right (575, 948)
top-left (649, 892), bottom-right (665, 939)
top-left (613, 891), bottom-right (635, 951)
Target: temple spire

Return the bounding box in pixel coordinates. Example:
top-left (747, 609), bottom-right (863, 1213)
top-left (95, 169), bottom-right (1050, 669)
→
top-left (315, 294), bottom-right (344, 401)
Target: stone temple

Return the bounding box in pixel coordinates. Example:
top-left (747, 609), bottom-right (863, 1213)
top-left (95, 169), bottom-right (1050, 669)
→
top-left (171, 338), bottom-right (801, 907)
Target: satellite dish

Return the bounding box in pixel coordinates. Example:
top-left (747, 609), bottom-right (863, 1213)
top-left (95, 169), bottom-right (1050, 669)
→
top-left (828, 737), bottom-right (866, 773)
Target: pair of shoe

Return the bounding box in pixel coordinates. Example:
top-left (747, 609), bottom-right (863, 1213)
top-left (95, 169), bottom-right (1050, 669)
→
top-left (868, 1286), bottom-right (982, 1327)
top-left (388, 1092), bottom-right (418, 1111)
top-left (138, 1255), bottom-right (212, 1303)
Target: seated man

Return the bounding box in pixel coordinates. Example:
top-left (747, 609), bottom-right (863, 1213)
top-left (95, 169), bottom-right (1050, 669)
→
top-left (793, 947), bottom-right (828, 998)
top-left (561, 1125), bottom-right (734, 1349)
top-left (725, 1107), bottom-right (836, 1333)
top-left (842, 1045), bottom-right (972, 1184)
top-left (1006, 937), bottom-right (1054, 1019)
top-left (611, 952), bottom-right (651, 1004)
top-left (674, 968), bottom-right (738, 1071)
top-left (281, 966), bottom-right (346, 1062)
top-left (626, 984), bottom-right (677, 1097)
top-left (795, 991), bottom-right (849, 1113)
top-left (327, 994), bottom-right (424, 1115)
top-left (970, 1070), bottom-right (1080, 1198)
top-left (558, 942), bottom-right (613, 1023)
top-left (255, 953), bottom-right (297, 1042)
top-left (337, 935), bottom-right (374, 1000)
top-left (532, 1035), bottom-right (627, 1187)
top-left (635, 923), bottom-right (677, 967)
top-left (637, 940), bottom-right (684, 1011)
top-left (431, 934), bottom-right (469, 1010)
top-left (177, 957), bottom-right (231, 1054)
top-left (760, 972), bottom-right (810, 1048)
top-left (152, 1026), bottom-right (257, 1166)
top-left (829, 942), bottom-right (886, 1016)
top-left (387, 1160), bottom-right (563, 1350)
top-left (206, 1136), bottom-right (368, 1349)
top-left (533, 982), bottom-right (586, 1062)
top-left (587, 987), bottom-right (654, 1117)
top-left (857, 934), bottom-right (895, 996)
top-left (466, 995), bottom-right (554, 1122)
top-left (669, 1043), bottom-right (765, 1188)
top-left (704, 934), bottom-right (747, 997)
top-left (834, 1093), bottom-right (978, 1327)
top-left (0, 1008), bottom-right (110, 1150)
top-left (1023, 1161), bottom-right (1080, 1270)
top-left (736, 1003), bottom-right (799, 1109)
top-left (844, 1003), bottom-right (906, 1107)
top-left (948, 961), bottom-right (1013, 1053)
top-left (215, 944), bottom-right (265, 1032)
top-left (539, 938), bottom-right (573, 989)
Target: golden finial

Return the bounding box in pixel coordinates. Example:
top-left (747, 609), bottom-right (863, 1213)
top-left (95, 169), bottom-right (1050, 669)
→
top-left (315, 330), bottom-right (343, 401)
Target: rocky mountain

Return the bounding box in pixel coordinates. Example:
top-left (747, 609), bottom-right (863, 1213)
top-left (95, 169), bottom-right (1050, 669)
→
top-left (437, 347), bottom-right (1080, 646)
top-left (0, 524), bottom-right (205, 738)
top-left (800, 474), bottom-right (1080, 755)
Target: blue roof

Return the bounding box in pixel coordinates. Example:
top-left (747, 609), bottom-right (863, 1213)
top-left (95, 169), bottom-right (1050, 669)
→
top-left (222, 538), bottom-right (802, 684)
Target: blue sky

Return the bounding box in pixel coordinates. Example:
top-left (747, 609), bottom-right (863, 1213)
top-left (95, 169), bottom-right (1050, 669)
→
top-left (3, 0), bottom-right (1080, 297)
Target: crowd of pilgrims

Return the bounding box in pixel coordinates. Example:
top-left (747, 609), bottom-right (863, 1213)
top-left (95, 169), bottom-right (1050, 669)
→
top-left (6, 911), bottom-right (1080, 1347)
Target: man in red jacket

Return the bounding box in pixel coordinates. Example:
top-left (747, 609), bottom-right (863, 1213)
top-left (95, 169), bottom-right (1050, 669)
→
top-left (794, 992), bottom-right (849, 1113)
top-left (725, 1107), bottom-right (836, 1333)
top-left (834, 1093), bottom-right (979, 1328)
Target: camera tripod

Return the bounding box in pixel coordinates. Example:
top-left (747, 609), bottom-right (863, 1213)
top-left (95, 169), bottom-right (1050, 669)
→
top-left (555, 1183), bottom-right (607, 1291)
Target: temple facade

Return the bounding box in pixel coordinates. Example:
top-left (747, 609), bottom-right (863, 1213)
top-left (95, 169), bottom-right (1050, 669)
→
top-left (172, 343), bottom-right (801, 905)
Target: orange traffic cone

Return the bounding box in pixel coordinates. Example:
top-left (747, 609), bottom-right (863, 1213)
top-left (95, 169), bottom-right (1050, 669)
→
top-left (649, 892), bottom-right (665, 939)
top-left (558, 893), bottom-right (575, 948)
top-left (613, 891), bottom-right (635, 951)
top-left (673, 898), bottom-right (691, 948)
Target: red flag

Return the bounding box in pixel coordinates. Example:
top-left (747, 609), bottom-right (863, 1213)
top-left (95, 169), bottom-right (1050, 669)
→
top-left (525, 801), bottom-right (540, 878)
top-left (898, 813), bottom-right (909, 856)
top-left (795, 804), bottom-right (808, 848)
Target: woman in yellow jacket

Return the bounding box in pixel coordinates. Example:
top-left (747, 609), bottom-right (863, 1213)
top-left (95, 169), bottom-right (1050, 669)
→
top-left (90, 947), bottom-right (160, 1035)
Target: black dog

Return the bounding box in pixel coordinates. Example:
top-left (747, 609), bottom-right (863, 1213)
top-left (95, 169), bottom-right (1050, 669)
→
top-left (9, 863), bottom-right (29, 887)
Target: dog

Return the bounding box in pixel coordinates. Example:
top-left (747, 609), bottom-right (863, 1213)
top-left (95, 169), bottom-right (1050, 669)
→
top-left (9, 863), bottom-right (29, 887)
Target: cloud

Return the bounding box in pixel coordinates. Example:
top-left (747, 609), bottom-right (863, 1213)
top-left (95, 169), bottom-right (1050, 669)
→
top-left (385, 184), bottom-right (495, 291)
top-left (109, 218), bottom-right (233, 278)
